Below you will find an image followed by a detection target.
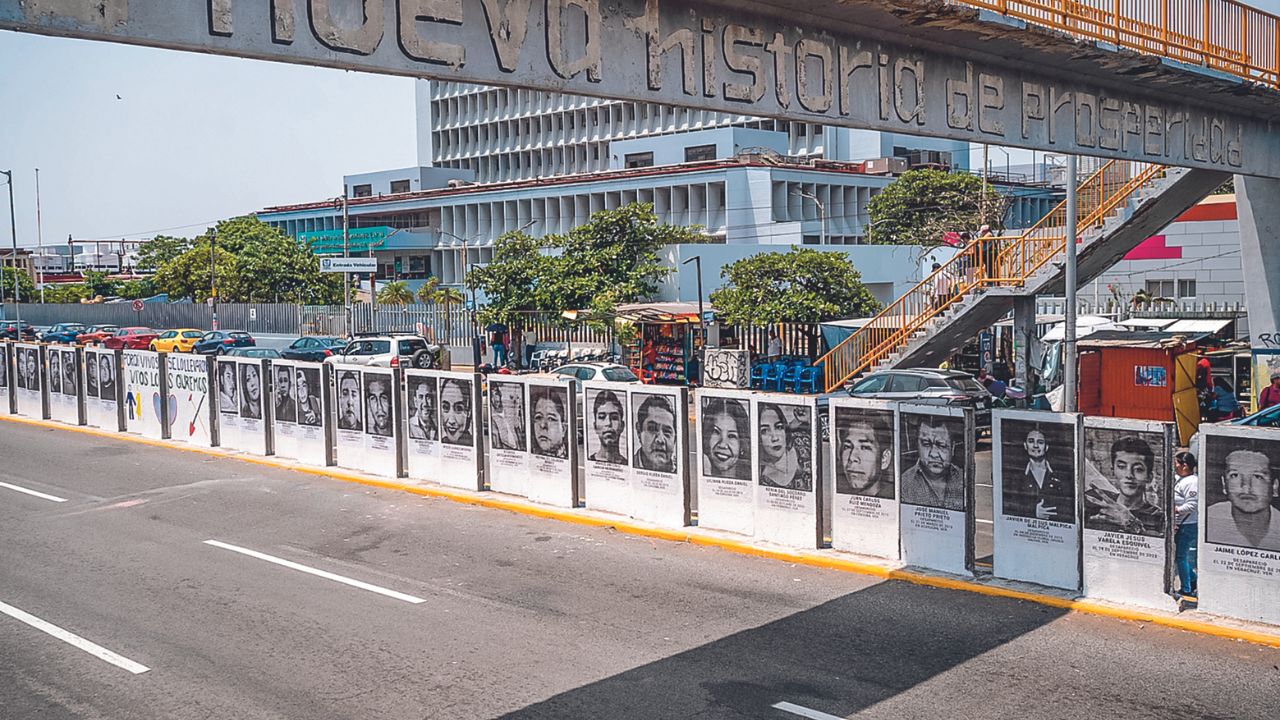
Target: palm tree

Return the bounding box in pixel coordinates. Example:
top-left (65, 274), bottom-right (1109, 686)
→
top-left (377, 280), bottom-right (414, 305)
top-left (416, 277), bottom-right (466, 343)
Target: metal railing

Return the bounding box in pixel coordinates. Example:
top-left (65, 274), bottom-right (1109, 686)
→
top-left (953, 0), bottom-right (1280, 87)
top-left (816, 159), bottom-right (1166, 392)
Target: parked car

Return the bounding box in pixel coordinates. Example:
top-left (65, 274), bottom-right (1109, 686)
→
top-left (102, 327), bottom-right (159, 350)
top-left (0, 320), bottom-right (38, 340)
top-left (226, 347), bottom-right (281, 359)
top-left (150, 328), bottom-right (205, 353)
top-left (192, 330), bottom-right (256, 355)
top-left (847, 368), bottom-right (993, 435)
top-left (279, 336), bottom-right (347, 362)
top-left (76, 324), bottom-right (120, 345)
top-left (547, 362), bottom-right (639, 390)
top-left (324, 334), bottom-right (442, 369)
top-left (1231, 403), bottom-right (1280, 428)
top-left (40, 322), bottom-right (87, 344)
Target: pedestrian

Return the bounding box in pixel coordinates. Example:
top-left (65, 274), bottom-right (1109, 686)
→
top-left (1172, 451), bottom-right (1199, 600)
top-left (1259, 373), bottom-right (1280, 410)
top-left (766, 330), bottom-right (782, 362)
top-left (930, 262), bottom-right (948, 310)
top-left (977, 224), bottom-right (998, 281)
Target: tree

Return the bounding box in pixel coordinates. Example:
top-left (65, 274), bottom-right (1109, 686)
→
top-left (80, 270), bottom-right (119, 298)
top-left (709, 247), bottom-right (881, 325)
top-left (135, 234), bottom-right (190, 272)
top-left (0, 267), bottom-right (35, 301)
top-left (865, 169), bottom-right (1007, 246)
top-left (466, 230), bottom-right (553, 326)
top-left (41, 283), bottom-right (93, 304)
top-left (377, 280), bottom-right (414, 305)
top-left (416, 276), bottom-right (466, 341)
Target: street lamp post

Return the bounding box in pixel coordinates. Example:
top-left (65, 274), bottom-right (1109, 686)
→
top-left (210, 227), bottom-right (219, 331)
top-left (682, 254), bottom-right (706, 384)
top-left (35, 168), bottom-right (44, 302)
top-left (2, 171), bottom-right (20, 331)
top-left (793, 188), bottom-right (826, 245)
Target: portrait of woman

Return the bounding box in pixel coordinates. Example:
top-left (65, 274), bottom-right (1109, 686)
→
top-left (440, 377), bottom-right (474, 446)
top-left (701, 396), bottom-right (750, 480)
top-left (530, 384), bottom-right (569, 459)
top-left (295, 368), bottom-right (323, 427)
top-left (218, 361), bottom-right (238, 413)
top-left (757, 402), bottom-right (812, 491)
top-left (239, 362), bottom-right (263, 420)
top-left (49, 350), bottom-right (62, 395)
top-left (97, 354), bottom-right (116, 402)
top-left (61, 350), bottom-right (78, 396)
top-left (85, 352), bottom-right (98, 398)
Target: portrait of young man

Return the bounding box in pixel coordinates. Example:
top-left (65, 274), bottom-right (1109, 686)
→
top-left (407, 376), bottom-right (438, 441)
top-left (1084, 433), bottom-right (1165, 537)
top-left (835, 408), bottom-right (894, 499)
top-left (364, 372), bottom-right (394, 438)
top-left (273, 365), bottom-right (296, 423)
top-left (1206, 439), bottom-right (1280, 552)
top-left (336, 370), bottom-right (362, 432)
top-left (899, 413), bottom-right (966, 511)
top-left (633, 393), bottom-right (677, 474)
top-left (587, 388), bottom-right (627, 465)
top-left (295, 368), bottom-right (323, 427)
top-left (98, 355), bottom-right (117, 402)
top-left (1003, 422), bottom-right (1076, 524)
top-left (489, 380), bottom-right (526, 451)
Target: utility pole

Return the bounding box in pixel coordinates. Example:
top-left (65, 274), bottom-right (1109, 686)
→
top-left (342, 190), bottom-right (352, 337)
top-left (35, 168), bottom-right (44, 302)
top-left (210, 227), bottom-right (219, 331)
top-left (793, 189), bottom-right (826, 245)
top-left (682, 254), bottom-right (705, 383)
top-left (1064, 156), bottom-right (1078, 412)
top-left (2, 170), bottom-right (20, 330)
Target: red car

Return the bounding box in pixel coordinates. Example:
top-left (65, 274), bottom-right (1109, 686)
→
top-left (76, 324), bottom-right (120, 345)
top-left (102, 326), bottom-right (159, 350)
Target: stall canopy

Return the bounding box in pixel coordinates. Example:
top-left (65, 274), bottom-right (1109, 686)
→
top-left (818, 317), bottom-right (906, 351)
top-left (614, 302), bottom-right (708, 324)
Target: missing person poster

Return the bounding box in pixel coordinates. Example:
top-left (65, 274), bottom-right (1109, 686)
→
top-left (216, 357), bottom-right (241, 449)
top-left (488, 377), bottom-right (530, 497)
top-left (271, 360), bottom-right (327, 466)
top-left (525, 378), bottom-right (578, 508)
top-left (583, 381), bottom-right (633, 516)
top-left (84, 348), bottom-right (120, 430)
top-left (48, 347), bottom-right (82, 426)
top-left (1081, 417), bottom-right (1176, 610)
top-left (993, 410), bottom-right (1081, 590)
top-left (829, 398), bottom-right (899, 560)
top-left (0, 342), bottom-right (10, 413)
top-left (167, 353), bottom-right (212, 446)
top-left (14, 343), bottom-right (43, 417)
top-left (237, 358), bottom-right (268, 454)
top-left (898, 404), bottom-right (974, 576)
top-left (417, 371), bottom-right (483, 490)
top-left (361, 369), bottom-right (399, 477)
top-left (122, 349), bottom-right (164, 439)
top-left (752, 395), bottom-right (820, 548)
top-left (332, 364), bottom-right (364, 463)
top-left (696, 389), bottom-right (755, 536)
top-left (1197, 425), bottom-right (1280, 625)
top-left (629, 385), bottom-right (689, 527)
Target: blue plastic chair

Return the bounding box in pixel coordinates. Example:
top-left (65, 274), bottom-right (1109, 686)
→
top-left (762, 362), bottom-right (785, 391)
top-left (778, 364), bottom-right (801, 392)
top-left (795, 366), bottom-right (820, 394)
top-left (750, 363), bottom-right (768, 389)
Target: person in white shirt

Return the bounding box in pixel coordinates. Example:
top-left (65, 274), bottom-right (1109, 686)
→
top-left (1206, 448), bottom-right (1280, 552)
top-left (766, 330), bottom-right (782, 362)
top-left (1172, 451), bottom-right (1199, 597)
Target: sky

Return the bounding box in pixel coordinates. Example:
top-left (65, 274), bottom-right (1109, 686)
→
top-left (4, 2), bottom-right (1279, 251)
top-left (0, 30), bottom-right (416, 249)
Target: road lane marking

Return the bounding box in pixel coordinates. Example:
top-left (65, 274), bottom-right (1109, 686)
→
top-left (0, 601), bottom-right (149, 674)
top-left (0, 481), bottom-right (68, 503)
top-left (772, 701), bottom-right (844, 720)
top-left (203, 540), bottom-right (426, 604)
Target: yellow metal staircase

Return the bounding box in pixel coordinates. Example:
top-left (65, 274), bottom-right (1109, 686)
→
top-left (817, 160), bottom-right (1166, 393)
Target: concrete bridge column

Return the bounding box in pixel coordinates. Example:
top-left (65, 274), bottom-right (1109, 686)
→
top-left (1012, 296), bottom-right (1038, 408)
top-left (1236, 177), bottom-right (1280, 387)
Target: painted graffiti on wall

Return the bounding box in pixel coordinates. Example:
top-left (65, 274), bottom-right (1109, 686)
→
top-left (703, 349), bottom-right (750, 389)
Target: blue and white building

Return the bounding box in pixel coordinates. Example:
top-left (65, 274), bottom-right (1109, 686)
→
top-left (257, 80), bottom-right (1061, 303)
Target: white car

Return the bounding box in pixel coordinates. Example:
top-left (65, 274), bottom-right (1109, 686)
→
top-left (548, 362), bottom-right (639, 389)
top-left (323, 334), bottom-right (443, 369)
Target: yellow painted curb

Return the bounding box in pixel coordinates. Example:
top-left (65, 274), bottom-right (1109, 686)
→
top-left (4, 412), bottom-right (1279, 648)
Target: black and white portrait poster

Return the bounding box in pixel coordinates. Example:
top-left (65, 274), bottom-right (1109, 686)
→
top-left (215, 357), bottom-right (241, 447)
top-left (1197, 425), bottom-right (1280, 625)
top-left (84, 348), bottom-right (118, 430)
top-left (487, 377), bottom-right (529, 497)
top-left (526, 379), bottom-right (578, 508)
top-left (48, 348), bottom-right (62, 395)
top-left (59, 349), bottom-right (79, 397)
top-left (270, 360), bottom-right (298, 459)
top-left (48, 348), bottom-right (80, 425)
top-left (829, 398), bottom-right (899, 560)
top-left (236, 359), bottom-right (266, 452)
top-left (362, 370), bottom-right (398, 476)
top-left (993, 410), bottom-right (1080, 590)
top-left (696, 389), bottom-right (754, 536)
top-left (404, 371), bottom-right (441, 482)
top-left (270, 360), bottom-right (324, 464)
top-left (0, 343), bottom-right (9, 392)
top-left (898, 405), bottom-right (973, 576)
top-left (426, 371), bottom-right (483, 490)
top-left (333, 366), bottom-right (365, 467)
top-left (631, 387), bottom-right (690, 528)
top-left (14, 343), bottom-right (42, 416)
top-left (583, 382), bottom-right (633, 517)
top-left (752, 396), bottom-right (820, 548)
top-left (1081, 418), bottom-right (1176, 611)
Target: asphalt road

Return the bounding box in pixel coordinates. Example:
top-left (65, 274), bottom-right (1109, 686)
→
top-left (1, 420), bottom-right (1276, 720)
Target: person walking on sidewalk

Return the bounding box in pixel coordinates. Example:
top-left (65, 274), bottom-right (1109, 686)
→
top-left (1172, 451), bottom-right (1199, 601)
top-left (1259, 373), bottom-right (1280, 410)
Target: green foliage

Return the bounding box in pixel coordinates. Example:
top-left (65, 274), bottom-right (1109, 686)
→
top-left (709, 247), bottom-right (881, 325)
top-left (135, 234), bottom-right (190, 272)
top-left (0, 267), bottom-right (35, 300)
top-left (118, 278), bottom-right (157, 300)
top-left (152, 217), bottom-right (343, 304)
top-left (41, 284), bottom-right (94, 304)
top-left (377, 280), bottom-right (414, 305)
top-left (80, 270), bottom-right (119, 298)
top-left (865, 169), bottom-right (1007, 245)
top-left (468, 203), bottom-right (704, 326)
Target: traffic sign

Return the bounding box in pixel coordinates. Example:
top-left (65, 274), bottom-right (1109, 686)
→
top-left (131, 299), bottom-right (144, 312)
top-left (320, 257), bottom-right (378, 273)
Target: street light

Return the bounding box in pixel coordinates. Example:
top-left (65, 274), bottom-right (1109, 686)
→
top-left (682, 254), bottom-right (707, 384)
top-left (792, 188), bottom-right (826, 245)
top-left (1, 170), bottom-right (20, 331)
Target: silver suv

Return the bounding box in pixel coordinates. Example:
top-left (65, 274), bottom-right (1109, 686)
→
top-left (323, 334), bottom-right (443, 369)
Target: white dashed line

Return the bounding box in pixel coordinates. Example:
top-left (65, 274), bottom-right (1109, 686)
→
top-left (0, 600), bottom-right (149, 674)
top-left (203, 540), bottom-right (426, 604)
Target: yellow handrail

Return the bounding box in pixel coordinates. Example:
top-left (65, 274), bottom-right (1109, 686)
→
top-left (951, 0), bottom-right (1280, 88)
top-left (817, 160), bottom-right (1165, 392)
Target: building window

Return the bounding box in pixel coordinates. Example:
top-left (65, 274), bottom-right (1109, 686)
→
top-left (390, 180), bottom-right (411, 194)
top-left (352, 184), bottom-right (373, 198)
top-left (684, 144), bottom-right (716, 162)
top-left (1177, 279), bottom-right (1197, 298)
top-left (625, 152), bottom-right (654, 168)
top-left (1145, 279), bottom-right (1175, 299)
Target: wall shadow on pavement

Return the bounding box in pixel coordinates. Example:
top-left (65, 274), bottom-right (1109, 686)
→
top-left (498, 579), bottom-right (1067, 719)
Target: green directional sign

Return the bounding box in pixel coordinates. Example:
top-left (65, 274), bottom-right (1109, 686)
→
top-left (299, 226), bottom-right (391, 254)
